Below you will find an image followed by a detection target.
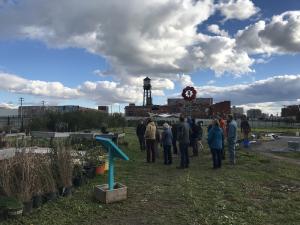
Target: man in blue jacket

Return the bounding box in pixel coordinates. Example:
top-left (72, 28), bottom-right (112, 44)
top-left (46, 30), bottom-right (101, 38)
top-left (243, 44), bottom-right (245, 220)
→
top-left (207, 119), bottom-right (223, 169)
top-left (227, 114), bottom-right (237, 165)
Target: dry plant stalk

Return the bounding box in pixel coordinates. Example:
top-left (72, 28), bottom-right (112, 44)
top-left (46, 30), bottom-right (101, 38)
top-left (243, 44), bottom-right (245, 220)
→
top-left (0, 158), bottom-right (14, 196)
top-left (13, 151), bottom-right (36, 202)
top-left (39, 155), bottom-right (56, 193)
top-left (57, 144), bottom-right (74, 188)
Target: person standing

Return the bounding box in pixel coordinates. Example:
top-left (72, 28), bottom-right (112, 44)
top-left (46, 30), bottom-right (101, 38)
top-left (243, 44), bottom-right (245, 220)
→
top-left (219, 116), bottom-right (226, 159)
top-left (171, 123), bottom-right (178, 154)
top-left (161, 123), bottom-right (173, 165)
top-left (144, 118), bottom-right (157, 163)
top-left (207, 119), bottom-right (223, 169)
top-left (241, 115), bottom-right (251, 148)
top-left (191, 118), bottom-right (200, 156)
top-left (177, 115), bottom-right (190, 169)
top-left (136, 120), bottom-right (146, 151)
top-left (197, 121), bottom-right (204, 151)
top-left (227, 115), bottom-right (237, 165)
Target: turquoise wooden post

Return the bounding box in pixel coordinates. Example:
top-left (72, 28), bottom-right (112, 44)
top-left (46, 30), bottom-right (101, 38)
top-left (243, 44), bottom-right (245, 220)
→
top-left (108, 147), bottom-right (114, 190)
top-left (95, 136), bottom-right (129, 191)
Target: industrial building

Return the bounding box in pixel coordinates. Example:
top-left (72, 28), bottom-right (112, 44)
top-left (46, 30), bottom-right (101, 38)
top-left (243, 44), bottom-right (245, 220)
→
top-left (125, 77), bottom-right (231, 118)
top-left (281, 105), bottom-right (300, 121)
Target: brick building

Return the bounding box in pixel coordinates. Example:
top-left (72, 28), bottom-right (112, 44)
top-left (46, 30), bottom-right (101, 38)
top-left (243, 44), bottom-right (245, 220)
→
top-left (125, 99), bottom-right (231, 118)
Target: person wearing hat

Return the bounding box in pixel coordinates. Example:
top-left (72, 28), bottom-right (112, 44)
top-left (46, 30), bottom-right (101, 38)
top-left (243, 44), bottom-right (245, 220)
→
top-left (144, 118), bottom-right (157, 163)
top-left (177, 115), bottom-right (191, 169)
top-left (161, 122), bottom-right (173, 165)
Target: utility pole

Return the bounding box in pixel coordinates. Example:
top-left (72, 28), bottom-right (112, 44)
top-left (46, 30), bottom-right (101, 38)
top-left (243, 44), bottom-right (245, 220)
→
top-left (42, 100), bottom-right (45, 107)
top-left (19, 97), bottom-right (24, 132)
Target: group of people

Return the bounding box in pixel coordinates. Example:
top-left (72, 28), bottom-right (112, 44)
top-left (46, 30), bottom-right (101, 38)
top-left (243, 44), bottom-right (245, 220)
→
top-left (136, 114), bottom-right (243, 169)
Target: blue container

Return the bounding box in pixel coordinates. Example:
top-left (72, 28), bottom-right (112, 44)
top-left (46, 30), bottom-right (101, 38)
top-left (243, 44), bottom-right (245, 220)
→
top-left (243, 140), bottom-right (250, 148)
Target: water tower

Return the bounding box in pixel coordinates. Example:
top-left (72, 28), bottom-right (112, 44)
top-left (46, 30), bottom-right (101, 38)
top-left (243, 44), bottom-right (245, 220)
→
top-left (143, 77), bottom-right (152, 106)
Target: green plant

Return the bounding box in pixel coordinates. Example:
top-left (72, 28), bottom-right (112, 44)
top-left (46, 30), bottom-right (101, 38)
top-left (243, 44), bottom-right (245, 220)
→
top-left (0, 196), bottom-right (23, 210)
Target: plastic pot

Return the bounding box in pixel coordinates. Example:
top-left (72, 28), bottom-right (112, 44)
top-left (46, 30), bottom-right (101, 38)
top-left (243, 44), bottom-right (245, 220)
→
top-left (42, 192), bottom-right (57, 203)
top-left (62, 186), bottom-right (73, 197)
top-left (23, 200), bottom-right (33, 215)
top-left (85, 166), bottom-right (96, 179)
top-left (32, 195), bottom-right (42, 208)
top-left (73, 176), bottom-right (83, 187)
top-left (0, 208), bottom-right (6, 221)
top-left (95, 164), bottom-right (105, 175)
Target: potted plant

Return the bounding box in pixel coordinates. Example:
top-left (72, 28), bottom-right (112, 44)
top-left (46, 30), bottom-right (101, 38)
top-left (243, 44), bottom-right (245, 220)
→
top-left (72, 164), bottom-right (84, 187)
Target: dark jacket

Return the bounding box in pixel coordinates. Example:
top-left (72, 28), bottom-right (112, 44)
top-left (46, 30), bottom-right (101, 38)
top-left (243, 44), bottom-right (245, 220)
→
top-left (241, 120), bottom-right (251, 134)
top-left (136, 123), bottom-right (146, 137)
top-left (171, 124), bottom-right (177, 141)
top-left (177, 122), bottom-right (190, 144)
top-left (161, 128), bottom-right (173, 146)
top-left (191, 123), bottom-right (201, 139)
top-left (207, 126), bottom-right (223, 150)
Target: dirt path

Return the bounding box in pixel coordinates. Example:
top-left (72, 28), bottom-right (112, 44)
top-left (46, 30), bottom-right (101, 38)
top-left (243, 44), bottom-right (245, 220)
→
top-left (250, 136), bottom-right (300, 165)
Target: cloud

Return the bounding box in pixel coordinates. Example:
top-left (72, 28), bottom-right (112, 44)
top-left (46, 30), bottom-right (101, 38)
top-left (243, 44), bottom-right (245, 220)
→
top-left (0, 0), bottom-right (259, 77)
top-left (236, 11), bottom-right (300, 54)
top-left (190, 34), bottom-right (254, 76)
top-left (207, 80), bottom-right (215, 85)
top-left (176, 74), bottom-right (194, 87)
top-left (216, 0), bottom-right (260, 21)
top-left (196, 75), bottom-right (300, 105)
top-left (207, 24), bottom-right (229, 37)
top-left (0, 102), bottom-right (17, 109)
top-left (0, 71), bottom-right (174, 105)
top-left (0, 72), bottom-right (81, 99)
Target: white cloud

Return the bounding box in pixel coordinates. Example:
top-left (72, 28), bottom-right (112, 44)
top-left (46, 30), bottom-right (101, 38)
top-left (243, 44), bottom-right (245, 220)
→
top-left (207, 80), bottom-right (215, 85)
top-left (217, 0), bottom-right (260, 21)
top-left (176, 74), bottom-right (194, 87)
top-left (0, 102), bottom-right (17, 109)
top-left (196, 75), bottom-right (300, 105)
top-left (236, 11), bottom-right (300, 54)
top-left (0, 0), bottom-right (260, 78)
top-left (207, 24), bottom-right (229, 37)
top-left (0, 72), bottom-right (82, 99)
top-left (191, 34), bottom-right (254, 76)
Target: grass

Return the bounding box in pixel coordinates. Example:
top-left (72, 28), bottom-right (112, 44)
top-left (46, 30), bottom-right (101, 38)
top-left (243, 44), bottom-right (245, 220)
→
top-left (272, 151), bottom-right (300, 160)
top-left (3, 127), bottom-right (300, 225)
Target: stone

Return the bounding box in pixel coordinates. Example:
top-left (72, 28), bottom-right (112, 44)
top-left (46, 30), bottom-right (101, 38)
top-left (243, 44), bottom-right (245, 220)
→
top-left (94, 183), bottom-right (127, 204)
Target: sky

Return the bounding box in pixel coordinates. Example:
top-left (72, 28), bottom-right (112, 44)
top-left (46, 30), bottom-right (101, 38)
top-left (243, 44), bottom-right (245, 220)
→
top-left (0, 0), bottom-right (300, 115)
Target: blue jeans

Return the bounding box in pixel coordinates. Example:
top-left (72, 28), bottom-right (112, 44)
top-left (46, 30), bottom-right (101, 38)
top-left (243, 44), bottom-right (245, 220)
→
top-left (211, 148), bottom-right (222, 168)
top-left (228, 141), bottom-right (236, 164)
top-left (179, 143), bottom-right (189, 168)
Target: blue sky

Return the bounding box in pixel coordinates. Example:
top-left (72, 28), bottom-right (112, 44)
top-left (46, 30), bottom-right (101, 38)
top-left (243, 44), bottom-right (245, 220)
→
top-left (0, 0), bottom-right (300, 114)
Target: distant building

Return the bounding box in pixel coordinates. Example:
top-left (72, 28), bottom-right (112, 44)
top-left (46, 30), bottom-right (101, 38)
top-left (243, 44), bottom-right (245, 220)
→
top-left (98, 106), bottom-right (109, 114)
top-left (231, 106), bottom-right (244, 118)
top-left (125, 77), bottom-right (231, 118)
top-left (281, 105), bottom-right (300, 121)
top-left (247, 109), bottom-right (262, 119)
top-left (19, 105), bottom-right (98, 117)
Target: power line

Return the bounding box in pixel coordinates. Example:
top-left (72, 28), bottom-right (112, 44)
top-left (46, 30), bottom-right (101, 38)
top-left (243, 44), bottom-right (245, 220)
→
top-left (19, 97), bottom-right (24, 131)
